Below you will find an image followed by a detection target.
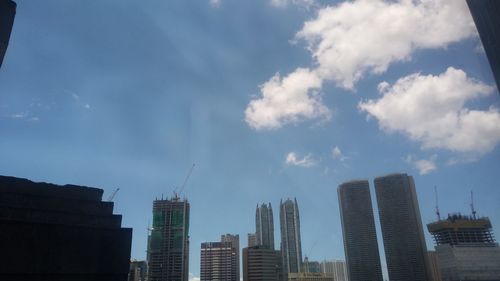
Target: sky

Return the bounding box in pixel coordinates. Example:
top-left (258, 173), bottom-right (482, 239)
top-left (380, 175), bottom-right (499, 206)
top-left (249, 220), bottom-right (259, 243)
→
top-left (1, 0), bottom-right (500, 280)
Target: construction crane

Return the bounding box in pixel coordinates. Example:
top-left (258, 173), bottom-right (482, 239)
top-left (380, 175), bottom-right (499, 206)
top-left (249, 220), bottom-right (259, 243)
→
top-left (173, 163), bottom-right (195, 199)
top-left (107, 188), bottom-right (120, 201)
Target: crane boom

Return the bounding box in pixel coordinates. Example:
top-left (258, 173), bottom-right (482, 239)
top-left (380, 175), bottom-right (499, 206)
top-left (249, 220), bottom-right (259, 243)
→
top-left (174, 163), bottom-right (195, 198)
top-left (107, 188), bottom-right (120, 201)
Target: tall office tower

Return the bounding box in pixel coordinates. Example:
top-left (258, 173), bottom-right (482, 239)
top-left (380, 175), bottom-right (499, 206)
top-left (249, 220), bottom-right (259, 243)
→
top-left (287, 272), bottom-right (335, 281)
top-left (256, 203), bottom-right (275, 249)
top-left (200, 241), bottom-right (238, 281)
top-left (129, 260), bottom-right (148, 281)
top-left (320, 260), bottom-right (348, 281)
top-left (248, 233), bottom-right (258, 247)
top-left (242, 246), bottom-right (282, 281)
top-left (148, 196), bottom-right (190, 281)
top-left (426, 252), bottom-right (442, 281)
top-left (466, 0), bottom-right (500, 91)
top-left (374, 173), bottom-right (430, 281)
top-left (221, 234), bottom-right (240, 281)
top-left (0, 175), bottom-right (132, 280)
top-left (427, 213), bottom-right (500, 280)
top-left (0, 0), bottom-right (16, 68)
top-left (280, 198), bottom-right (303, 274)
top-left (338, 180), bottom-right (383, 281)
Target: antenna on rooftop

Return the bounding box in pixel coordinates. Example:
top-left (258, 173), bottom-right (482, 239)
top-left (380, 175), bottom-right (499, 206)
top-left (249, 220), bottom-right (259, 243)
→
top-left (470, 190), bottom-right (477, 219)
top-left (434, 186), bottom-right (441, 220)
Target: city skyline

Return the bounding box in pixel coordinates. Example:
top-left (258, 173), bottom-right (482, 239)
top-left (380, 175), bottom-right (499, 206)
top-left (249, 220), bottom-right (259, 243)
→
top-left (2, 1), bottom-right (500, 280)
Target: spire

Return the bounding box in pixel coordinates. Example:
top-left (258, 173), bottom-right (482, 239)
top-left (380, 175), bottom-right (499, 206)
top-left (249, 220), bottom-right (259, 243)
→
top-left (434, 186), bottom-right (441, 220)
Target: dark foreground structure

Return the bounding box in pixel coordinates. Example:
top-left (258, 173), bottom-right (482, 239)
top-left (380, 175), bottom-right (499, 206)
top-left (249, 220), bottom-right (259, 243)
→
top-left (467, 0), bottom-right (500, 91)
top-left (0, 175), bottom-right (132, 281)
top-left (0, 0), bottom-right (16, 68)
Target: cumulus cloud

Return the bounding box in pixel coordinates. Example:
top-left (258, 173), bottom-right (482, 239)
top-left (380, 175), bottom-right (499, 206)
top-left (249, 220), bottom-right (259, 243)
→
top-left (246, 0), bottom-right (476, 130)
top-left (245, 68), bottom-right (331, 130)
top-left (360, 67), bottom-right (500, 154)
top-left (404, 154), bottom-right (437, 175)
top-left (296, 0), bottom-right (476, 89)
top-left (285, 152), bottom-right (317, 167)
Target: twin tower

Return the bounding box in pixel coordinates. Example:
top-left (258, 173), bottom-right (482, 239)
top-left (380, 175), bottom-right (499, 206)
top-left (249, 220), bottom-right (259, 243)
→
top-left (338, 173), bottom-right (429, 281)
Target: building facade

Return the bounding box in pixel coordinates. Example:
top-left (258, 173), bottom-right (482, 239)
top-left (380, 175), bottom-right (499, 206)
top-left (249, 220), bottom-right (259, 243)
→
top-left (201, 241), bottom-right (239, 281)
top-left (248, 233), bottom-right (257, 247)
top-left (320, 260), bottom-right (348, 281)
top-left (427, 251), bottom-right (442, 281)
top-left (287, 272), bottom-right (334, 281)
top-left (466, 0), bottom-right (500, 91)
top-left (374, 173), bottom-right (430, 281)
top-left (303, 257), bottom-right (321, 273)
top-left (280, 198), bottom-right (303, 275)
top-left (256, 203), bottom-right (275, 249)
top-left (243, 246), bottom-right (282, 281)
top-left (338, 180), bottom-right (383, 281)
top-left (0, 175), bottom-right (132, 280)
top-left (147, 196), bottom-right (190, 281)
top-left (427, 214), bottom-right (500, 281)
top-left (129, 260), bottom-right (148, 281)
top-left (221, 234), bottom-right (240, 281)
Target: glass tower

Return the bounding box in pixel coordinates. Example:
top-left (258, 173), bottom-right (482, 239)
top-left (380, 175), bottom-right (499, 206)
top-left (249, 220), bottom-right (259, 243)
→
top-left (279, 198), bottom-right (303, 275)
top-left (256, 203), bottom-right (275, 249)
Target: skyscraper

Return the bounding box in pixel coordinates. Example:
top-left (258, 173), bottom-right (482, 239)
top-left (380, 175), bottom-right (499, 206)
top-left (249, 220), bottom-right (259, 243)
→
top-left (0, 0), bottom-right (16, 68)
top-left (320, 260), bottom-right (348, 281)
top-left (221, 234), bottom-right (240, 281)
top-left (280, 198), bottom-right (303, 275)
top-left (256, 203), bottom-right (275, 249)
top-left (248, 233), bottom-right (257, 247)
top-left (427, 213), bottom-right (500, 280)
top-left (201, 241), bottom-right (238, 281)
top-left (243, 246), bottom-right (282, 281)
top-left (466, 0), bottom-right (500, 91)
top-left (374, 173), bottom-right (430, 281)
top-left (147, 196), bottom-right (190, 281)
top-left (338, 180), bottom-right (383, 281)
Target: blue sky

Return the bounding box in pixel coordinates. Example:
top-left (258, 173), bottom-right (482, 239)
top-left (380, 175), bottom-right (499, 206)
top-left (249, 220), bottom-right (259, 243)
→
top-left (1, 0), bottom-right (500, 279)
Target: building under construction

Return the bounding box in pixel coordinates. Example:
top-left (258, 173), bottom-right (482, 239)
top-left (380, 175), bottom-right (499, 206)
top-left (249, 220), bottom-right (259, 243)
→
top-left (147, 196), bottom-right (190, 281)
top-left (427, 213), bottom-right (500, 281)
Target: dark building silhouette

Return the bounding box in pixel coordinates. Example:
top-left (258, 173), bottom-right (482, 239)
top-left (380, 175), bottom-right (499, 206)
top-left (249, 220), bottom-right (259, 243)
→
top-left (147, 196), bottom-right (190, 281)
top-left (243, 246), bottom-right (282, 281)
top-left (375, 173), bottom-right (430, 281)
top-left (467, 0), bottom-right (500, 91)
top-left (280, 198), bottom-right (303, 275)
top-left (338, 180), bottom-right (383, 281)
top-left (427, 213), bottom-right (500, 280)
top-left (0, 175), bottom-right (132, 281)
top-left (256, 203), bottom-right (275, 250)
top-left (0, 0), bottom-right (16, 68)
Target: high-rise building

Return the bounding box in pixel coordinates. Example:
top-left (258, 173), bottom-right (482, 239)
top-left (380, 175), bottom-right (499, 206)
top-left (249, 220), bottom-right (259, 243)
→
top-left (243, 246), bottom-right (282, 281)
top-left (287, 272), bottom-right (334, 281)
top-left (427, 251), bottom-right (442, 281)
top-left (129, 260), bottom-right (148, 281)
top-left (256, 203), bottom-right (275, 249)
top-left (248, 233), bottom-right (258, 247)
top-left (338, 180), bottom-right (383, 281)
top-left (201, 241), bottom-right (239, 281)
top-left (280, 198), bottom-right (303, 275)
top-left (427, 213), bottom-right (500, 280)
top-left (320, 260), bottom-right (348, 281)
top-left (0, 175), bottom-right (132, 280)
top-left (374, 173), bottom-right (430, 281)
top-left (147, 196), bottom-right (190, 281)
top-left (466, 0), bottom-right (500, 91)
top-left (221, 234), bottom-right (240, 281)
top-left (0, 0), bottom-right (16, 68)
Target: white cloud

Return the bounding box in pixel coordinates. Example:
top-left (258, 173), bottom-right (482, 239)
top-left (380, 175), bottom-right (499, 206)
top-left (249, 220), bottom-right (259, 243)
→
top-left (285, 152), bottom-right (317, 167)
top-left (10, 112), bottom-right (27, 119)
top-left (270, 0), bottom-right (316, 8)
top-left (296, 0), bottom-right (476, 89)
top-left (404, 154), bottom-right (437, 175)
top-left (359, 67), bottom-right (500, 154)
top-left (245, 68), bottom-right (331, 130)
top-left (246, 0), bottom-right (476, 130)
top-left (331, 146), bottom-right (348, 162)
top-left (209, 0), bottom-right (221, 8)
top-left (189, 273), bottom-right (200, 281)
